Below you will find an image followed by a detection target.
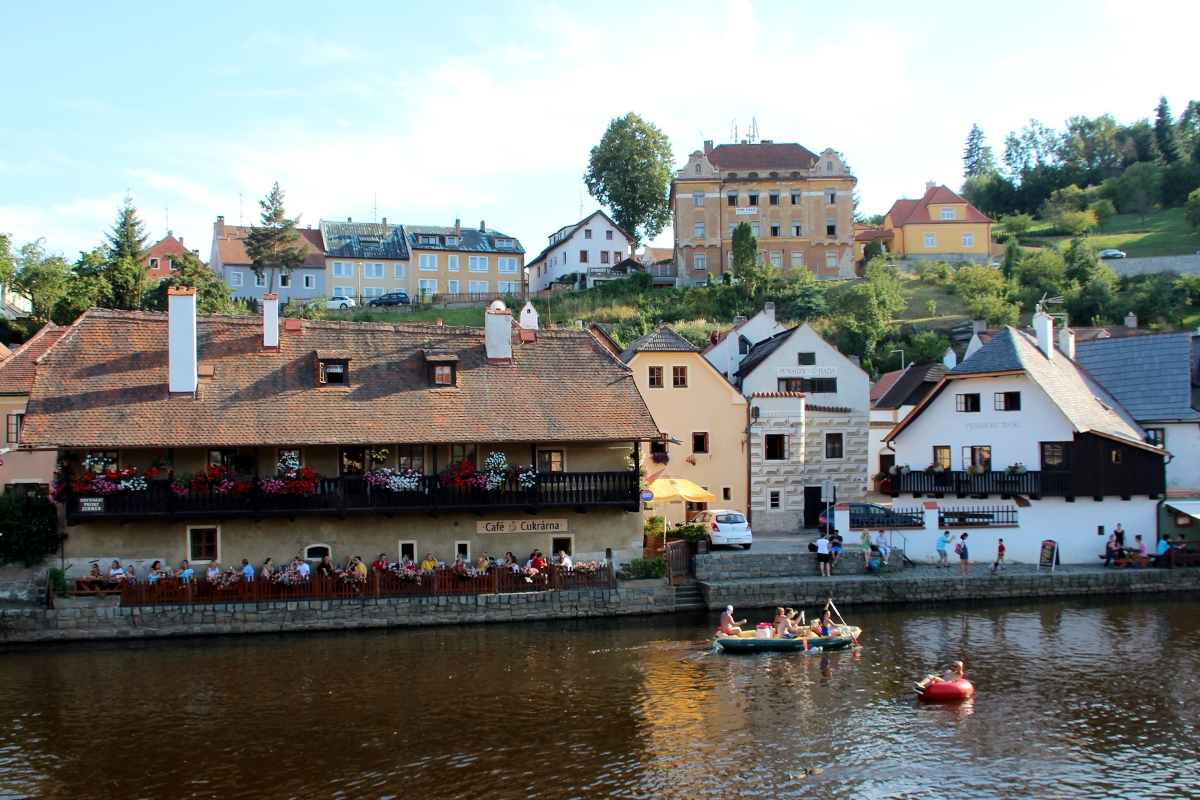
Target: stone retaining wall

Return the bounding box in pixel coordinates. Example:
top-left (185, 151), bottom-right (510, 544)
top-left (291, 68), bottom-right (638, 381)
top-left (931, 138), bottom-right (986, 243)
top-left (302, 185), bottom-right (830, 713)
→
top-left (1109, 254), bottom-right (1200, 277)
top-left (700, 567), bottom-right (1200, 609)
top-left (0, 565), bottom-right (48, 604)
top-left (694, 552), bottom-right (903, 582)
top-left (1, 582), bottom-right (676, 644)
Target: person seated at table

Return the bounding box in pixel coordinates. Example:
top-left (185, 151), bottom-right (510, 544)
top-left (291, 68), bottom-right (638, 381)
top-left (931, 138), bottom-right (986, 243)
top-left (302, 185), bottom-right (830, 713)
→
top-left (123, 564), bottom-right (138, 584)
top-left (1176, 533), bottom-right (1194, 554)
top-left (1103, 534), bottom-right (1123, 566)
top-left (86, 563), bottom-right (104, 583)
top-left (353, 556), bottom-right (368, 579)
top-left (475, 551), bottom-right (491, 571)
top-left (531, 551), bottom-right (547, 570)
top-left (316, 555), bottom-right (334, 578)
top-left (452, 553), bottom-right (468, 572)
top-left (400, 554), bottom-right (415, 570)
top-left (719, 605), bottom-right (747, 636)
top-left (500, 552), bottom-right (518, 570)
top-left (1156, 535), bottom-right (1172, 559)
top-left (295, 558), bottom-right (311, 580)
top-left (260, 557), bottom-right (275, 580)
top-left (371, 553), bottom-right (390, 573)
top-left (241, 559), bottom-right (256, 582)
top-left (205, 562), bottom-right (222, 582)
top-left (1133, 534), bottom-right (1149, 558)
top-left (558, 550), bottom-right (573, 569)
top-left (177, 559), bottom-right (194, 584)
top-left (147, 560), bottom-right (165, 583)
top-left (420, 553), bottom-right (439, 573)
top-left (916, 660), bottom-right (965, 691)
top-left (109, 560), bottom-right (125, 580)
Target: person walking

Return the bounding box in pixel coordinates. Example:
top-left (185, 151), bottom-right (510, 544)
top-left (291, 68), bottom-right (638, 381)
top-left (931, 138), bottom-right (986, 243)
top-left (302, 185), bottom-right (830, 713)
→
top-left (996, 538), bottom-right (1006, 569)
top-left (935, 531), bottom-right (951, 568)
top-left (955, 533), bottom-right (970, 575)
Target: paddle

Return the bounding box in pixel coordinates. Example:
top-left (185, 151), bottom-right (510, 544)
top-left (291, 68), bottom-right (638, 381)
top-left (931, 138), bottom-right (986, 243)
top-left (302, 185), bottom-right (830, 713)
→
top-left (828, 598), bottom-right (858, 646)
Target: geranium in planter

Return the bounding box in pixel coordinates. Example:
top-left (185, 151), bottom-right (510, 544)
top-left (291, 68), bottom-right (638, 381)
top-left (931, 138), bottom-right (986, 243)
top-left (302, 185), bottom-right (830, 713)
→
top-left (364, 467), bottom-right (423, 492)
top-left (1005, 463), bottom-right (1028, 475)
top-left (650, 452), bottom-right (670, 465)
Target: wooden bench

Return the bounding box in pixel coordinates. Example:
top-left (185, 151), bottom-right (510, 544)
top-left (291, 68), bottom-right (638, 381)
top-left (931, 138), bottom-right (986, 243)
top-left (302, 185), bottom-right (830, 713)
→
top-left (70, 578), bottom-right (123, 595)
top-left (1168, 541), bottom-right (1200, 568)
top-left (1111, 552), bottom-right (1155, 569)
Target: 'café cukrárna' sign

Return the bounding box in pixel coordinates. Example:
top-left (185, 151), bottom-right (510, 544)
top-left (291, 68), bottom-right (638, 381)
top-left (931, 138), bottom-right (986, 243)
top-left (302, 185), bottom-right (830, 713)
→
top-left (477, 519), bottom-right (568, 534)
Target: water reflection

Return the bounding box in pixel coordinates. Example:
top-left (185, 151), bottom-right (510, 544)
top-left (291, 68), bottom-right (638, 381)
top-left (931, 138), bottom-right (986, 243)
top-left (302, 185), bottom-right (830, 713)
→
top-left (1, 596), bottom-right (1199, 798)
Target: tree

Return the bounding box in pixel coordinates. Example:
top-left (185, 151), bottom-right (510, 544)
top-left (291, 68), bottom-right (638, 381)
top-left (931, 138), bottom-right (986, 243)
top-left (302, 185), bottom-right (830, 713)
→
top-left (997, 213), bottom-right (1034, 237)
top-left (1002, 119), bottom-right (1063, 179)
top-left (144, 249), bottom-right (232, 314)
top-left (861, 239), bottom-right (883, 262)
top-left (1001, 237), bottom-right (1023, 279)
top-left (786, 284), bottom-right (828, 322)
top-left (953, 263), bottom-right (1021, 325)
top-left (106, 194), bottom-right (149, 263)
top-left (1089, 199), bottom-right (1116, 231)
top-left (963, 124), bottom-right (997, 178)
top-left (1186, 188), bottom-right (1200, 232)
top-left (13, 240), bottom-right (70, 321)
top-left (1012, 250), bottom-right (1069, 307)
top-left (0, 233), bottom-right (14, 293)
top-left (1132, 273), bottom-right (1183, 326)
top-left (1154, 96), bottom-right (1181, 163)
top-left (243, 182), bottom-right (307, 292)
top-left (730, 222), bottom-right (766, 297)
top-left (907, 330), bottom-right (952, 364)
top-left (1056, 209), bottom-right (1098, 236)
top-left (1062, 237), bottom-right (1110, 286)
top-left (583, 113), bottom-right (674, 246)
top-left (51, 247), bottom-right (113, 325)
top-left (0, 490), bottom-right (62, 567)
top-left (1122, 161), bottom-right (1163, 223)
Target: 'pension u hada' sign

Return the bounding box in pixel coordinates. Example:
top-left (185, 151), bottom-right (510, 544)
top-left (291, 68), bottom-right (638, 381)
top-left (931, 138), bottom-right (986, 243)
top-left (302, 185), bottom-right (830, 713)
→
top-left (478, 519), bottom-right (568, 534)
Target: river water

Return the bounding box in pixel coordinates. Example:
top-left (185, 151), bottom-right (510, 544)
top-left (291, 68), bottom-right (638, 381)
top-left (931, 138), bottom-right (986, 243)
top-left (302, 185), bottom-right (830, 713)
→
top-left (2, 595), bottom-right (1200, 799)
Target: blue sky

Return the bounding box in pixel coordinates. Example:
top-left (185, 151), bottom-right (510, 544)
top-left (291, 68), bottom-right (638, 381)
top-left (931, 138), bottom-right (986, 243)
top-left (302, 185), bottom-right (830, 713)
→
top-left (2, 0), bottom-right (1198, 259)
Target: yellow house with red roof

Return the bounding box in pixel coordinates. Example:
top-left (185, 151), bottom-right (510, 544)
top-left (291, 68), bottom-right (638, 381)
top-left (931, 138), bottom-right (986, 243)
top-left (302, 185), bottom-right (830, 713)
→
top-left (857, 183), bottom-right (995, 261)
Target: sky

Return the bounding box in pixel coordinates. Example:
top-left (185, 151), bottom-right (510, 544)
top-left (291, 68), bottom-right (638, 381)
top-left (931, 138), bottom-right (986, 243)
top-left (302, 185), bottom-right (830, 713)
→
top-left (2, 0), bottom-right (1198, 261)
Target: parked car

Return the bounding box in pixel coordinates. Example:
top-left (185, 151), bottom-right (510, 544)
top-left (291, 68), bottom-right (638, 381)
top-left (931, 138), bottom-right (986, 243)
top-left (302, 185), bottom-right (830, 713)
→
top-left (692, 509), bottom-right (752, 549)
top-left (326, 296), bottom-right (357, 310)
top-left (1098, 249), bottom-right (1126, 259)
top-left (367, 292), bottom-right (411, 308)
top-left (817, 503), bottom-right (923, 533)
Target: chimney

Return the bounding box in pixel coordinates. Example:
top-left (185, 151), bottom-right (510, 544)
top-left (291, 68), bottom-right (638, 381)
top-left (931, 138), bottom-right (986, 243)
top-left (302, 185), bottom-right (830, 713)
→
top-left (381, 217), bottom-right (386, 226)
top-left (262, 293), bottom-right (279, 351)
top-left (455, 218), bottom-right (461, 237)
top-left (1034, 310), bottom-right (1054, 361)
top-left (704, 140), bottom-right (713, 154)
top-left (178, 236), bottom-right (184, 247)
top-left (480, 220), bottom-right (486, 232)
top-left (942, 348), bottom-right (957, 369)
top-left (848, 355), bottom-right (861, 366)
top-left (347, 217), bottom-right (352, 222)
top-left (1057, 325), bottom-right (1075, 361)
top-left (215, 216), bottom-right (225, 237)
top-left (925, 181), bottom-right (937, 194)
top-left (168, 286), bottom-right (198, 393)
top-left (972, 318), bottom-right (987, 335)
top-left (1125, 312), bottom-right (1138, 329)
top-left (763, 301), bottom-right (775, 324)
top-left (167, 229), bottom-right (173, 239)
top-left (485, 300), bottom-right (513, 364)
top-left (519, 301), bottom-right (539, 330)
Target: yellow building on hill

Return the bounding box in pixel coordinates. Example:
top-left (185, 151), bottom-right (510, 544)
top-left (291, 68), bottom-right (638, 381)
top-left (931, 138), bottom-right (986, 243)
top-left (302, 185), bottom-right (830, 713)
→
top-left (859, 183), bottom-right (995, 262)
top-left (620, 326), bottom-right (748, 526)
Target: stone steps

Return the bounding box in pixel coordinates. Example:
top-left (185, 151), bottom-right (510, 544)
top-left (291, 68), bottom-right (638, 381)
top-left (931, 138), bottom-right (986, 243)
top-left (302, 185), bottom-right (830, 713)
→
top-left (674, 579), bottom-right (705, 609)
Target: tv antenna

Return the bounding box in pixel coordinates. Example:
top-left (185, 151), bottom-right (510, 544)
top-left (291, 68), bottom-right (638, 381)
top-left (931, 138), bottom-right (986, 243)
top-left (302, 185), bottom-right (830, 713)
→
top-left (164, 191), bottom-right (169, 234)
top-left (729, 118), bottom-right (737, 143)
top-left (239, 191), bottom-right (244, 226)
top-left (374, 193), bottom-right (377, 223)
top-left (1036, 293), bottom-right (1064, 314)
top-left (746, 117), bottom-right (759, 144)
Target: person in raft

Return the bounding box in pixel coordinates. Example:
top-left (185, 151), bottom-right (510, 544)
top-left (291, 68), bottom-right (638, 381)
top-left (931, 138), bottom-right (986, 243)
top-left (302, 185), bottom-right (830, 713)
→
top-left (719, 606), bottom-right (747, 636)
top-left (916, 660), bottom-right (966, 692)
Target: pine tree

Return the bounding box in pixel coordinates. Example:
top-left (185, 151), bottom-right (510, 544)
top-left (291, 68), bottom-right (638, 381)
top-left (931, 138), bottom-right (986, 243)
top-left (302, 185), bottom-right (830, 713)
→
top-left (106, 194), bottom-right (149, 262)
top-left (963, 124), bottom-right (997, 178)
top-left (1154, 96), bottom-right (1181, 163)
top-left (244, 183), bottom-right (307, 293)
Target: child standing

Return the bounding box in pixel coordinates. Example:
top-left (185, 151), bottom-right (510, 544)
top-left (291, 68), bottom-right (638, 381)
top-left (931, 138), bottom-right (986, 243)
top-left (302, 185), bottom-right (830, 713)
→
top-left (996, 538), bottom-right (1006, 568)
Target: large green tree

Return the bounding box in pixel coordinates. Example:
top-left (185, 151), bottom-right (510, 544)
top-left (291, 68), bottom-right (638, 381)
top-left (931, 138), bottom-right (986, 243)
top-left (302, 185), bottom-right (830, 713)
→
top-left (99, 196), bottom-right (152, 309)
top-left (729, 221), bottom-right (772, 298)
top-left (13, 240), bottom-right (70, 321)
top-left (106, 194), bottom-right (149, 263)
top-left (243, 182), bottom-right (307, 292)
top-left (51, 247), bottom-right (113, 325)
top-left (144, 249), bottom-right (231, 314)
top-left (1154, 96), bottom-right (1181, 163)
top-left (963, 123), bottom-right (997, 178)
top-left (0, 233), bottom-right (14, 292)
top-left (583, 113), bottom-right (674, 246)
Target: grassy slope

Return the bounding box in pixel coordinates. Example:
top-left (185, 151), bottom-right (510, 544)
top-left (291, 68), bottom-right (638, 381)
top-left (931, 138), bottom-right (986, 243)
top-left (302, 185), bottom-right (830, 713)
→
top-left (1047, 208), bottom-right (1200, 258)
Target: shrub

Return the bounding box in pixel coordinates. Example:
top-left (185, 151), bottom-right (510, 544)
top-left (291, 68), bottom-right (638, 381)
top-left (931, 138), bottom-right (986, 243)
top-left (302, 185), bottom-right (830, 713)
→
top-left (628, 557), bottom-right (669, 579)
top-left (48, 567), bottom-right (66, 593)
top-left (0, 491), bottom-right (63, 567)
top-left (644, 516), bottom-right (665, 538)
top-left (672, 524), bottom-right (708, 545)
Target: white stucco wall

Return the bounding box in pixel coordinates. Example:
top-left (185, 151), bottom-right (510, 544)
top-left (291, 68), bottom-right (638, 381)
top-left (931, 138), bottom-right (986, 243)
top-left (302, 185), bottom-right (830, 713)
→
top-left (1164, 422), bottom-right (1200, 495)
top-left (703, 308), bottom-right (785, 382)
top-left (739, 323), bottom-right (871, 414)
top-left (529, 214), bottom-right (633, 291)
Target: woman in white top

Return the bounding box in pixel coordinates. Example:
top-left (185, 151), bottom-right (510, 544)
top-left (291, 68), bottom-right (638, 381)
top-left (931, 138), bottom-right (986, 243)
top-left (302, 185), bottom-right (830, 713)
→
top-left (205, 562), bottom-right (221, 582)
top-left (815, 534), bottom-right (831, 577)
top-left (558, 551), bottom-right (573, 569)
top-left (875, 531), bottom-right (891, 566)
top-left (108, 560), bottom-right (124, 579)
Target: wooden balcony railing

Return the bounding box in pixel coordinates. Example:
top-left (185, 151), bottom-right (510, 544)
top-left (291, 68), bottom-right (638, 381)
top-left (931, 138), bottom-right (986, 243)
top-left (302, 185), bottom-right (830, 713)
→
top-left (891, 470), bottom-right (1071, 497)
top-left (117, 565), bottom-right (616, 608)
top-left (65, 472), bottom-right (641, 524)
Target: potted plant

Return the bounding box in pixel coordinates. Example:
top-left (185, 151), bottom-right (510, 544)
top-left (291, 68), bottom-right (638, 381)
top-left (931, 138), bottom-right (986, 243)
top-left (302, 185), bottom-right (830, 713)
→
top-left (872, 471), bottom-right (888, 493)
top-left (1005, 463), bottom-right (1028, 475)
top-left (643, 515), bottom-right (666, 557)
top-left (966, 464), bottom-right (985, 476)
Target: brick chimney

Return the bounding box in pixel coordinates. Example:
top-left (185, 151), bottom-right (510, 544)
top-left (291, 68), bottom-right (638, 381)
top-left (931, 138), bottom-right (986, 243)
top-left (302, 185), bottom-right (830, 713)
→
top-left (485, 300), bottom-right (513, 364)
top-left (704, 140), bottom-right (713, 154)
top-left (455, 219), bottom-right (461, 237)
top-left (168, 286), bottom-right (198, 393)
top-left (215, 216), bottom-right (225, 237)
top-left (480, 220), bottom-right (486, 232)
top-left (262, 293), bottom-right (279, 351)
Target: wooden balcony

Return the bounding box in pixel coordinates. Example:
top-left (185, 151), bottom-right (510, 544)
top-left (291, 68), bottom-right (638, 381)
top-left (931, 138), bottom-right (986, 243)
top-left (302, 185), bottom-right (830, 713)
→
top-left (64, 472), bottom-right (640, 525)
top-left (891, 470), bottom-right (1072, 497)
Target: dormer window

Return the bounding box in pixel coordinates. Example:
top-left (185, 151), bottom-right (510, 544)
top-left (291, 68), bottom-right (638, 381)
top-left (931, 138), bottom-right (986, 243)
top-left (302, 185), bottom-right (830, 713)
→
top-left (424, 349), bottom-right (459, 387)
top-left (419, 235), bottom-right (437, 245)
top-left (434, 365), bottom-right (453, 385)
top-left (317, 351), bottom-right (351, 386)
top-left (941, 208), bottom-right (955, 220)
top-left (447, 236), bottom-right (458, 246)
top-left (497, 239), bottom-right (513, 249)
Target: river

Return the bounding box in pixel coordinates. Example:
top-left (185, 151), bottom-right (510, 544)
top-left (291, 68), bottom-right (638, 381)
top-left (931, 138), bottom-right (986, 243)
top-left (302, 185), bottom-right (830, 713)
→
top-left (2, 595), bottom-right (1199, 799)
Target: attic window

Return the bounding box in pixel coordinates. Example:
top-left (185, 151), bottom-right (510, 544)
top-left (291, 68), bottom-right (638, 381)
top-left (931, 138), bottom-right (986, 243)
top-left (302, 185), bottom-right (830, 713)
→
top-left (419, 235), bottom-right (436, 245)
top-left (434, 365), bottom-right (454, 385)
top-left (319, 361), bottom-right (347, 385)
top-left (497, 239), bottom-right (513, 249)
top-left (424, 349), bottom-right (460, 387)
top-left (447, 236), bottom-right (457, 246)
top-left (359, 237), bottom-right (380, 247)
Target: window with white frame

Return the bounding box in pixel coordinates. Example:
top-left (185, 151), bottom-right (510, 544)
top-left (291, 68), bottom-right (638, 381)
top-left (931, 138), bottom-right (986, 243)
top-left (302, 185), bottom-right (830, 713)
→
top-left (694, 253), bottom-right (706, 272)
top-left (497, 257), bottom-right (517, 273)
top-left (791, 252), bottom-right (804, 269)
top-left (418, 254), bottom-right (438, 271)
top-left (6, 412), bottom-right (23, 443)
top-left (791, 189), bottom-right (801, 205)
top-left (149, 257), bottom-right (159, 269)
top-left (254, 273), bottom-right (266, 287)
top-left (446, 236), bottom-right (457, 246)
top-left (924, 233), bottom-right (936, 248)
top-left (447, 280), bottom-right (459, 294)
top-left (693, 191), bottom-right (704, 207)
top-left (303, 274), bottom-right (315, 289)
top-left (417, 279), bottom-right (437, 296)
top-left (770, 252), bottom-right (782, 269)
top-left (393, 263), bottom-right (406, 279)
top-left (418, 235), bottom-right (437, 245)
top-left (496, 239), bottom-right (513, 249)
top-left (447, 255), bottom-right (459, 272)
top-left (363, 287), bottom-right (383, 298)
top-left (469, 256), bottom-right (488, 272)
top-left (825, 189), bottom-right (836, 204)
top-left (279, 274), bottom-right (291, 287)
top-left (728, 222), bottom-right (737, 236)
top-left (333, 261), bottom-right (354, 277)
top-left (791, 222), bottom-right (802, 237)
top-left (941, 208), bottom-right (955, 220)
top-left (962, 232), bottom-right (975, 247)
top-left (605, 230), bottom-right (613, 240)
top-left (363, 262), bottom-right (383, 278)
top-left (826, 251), bottom-right (837, 269)
top-left (332, 286), bottom-right (354, 298)
top-left (469, 280), bottom-right (489, 293)
top-left (694, 221), bottom-right (705, 238)
top-left (600, 251), bottom-right (610, 264)
top-left (497, 281), bottom-right (520, 293)
top-left (751, 221), bottom-right (760, 236)
top-left (229, 271), bottom-right (243, 287)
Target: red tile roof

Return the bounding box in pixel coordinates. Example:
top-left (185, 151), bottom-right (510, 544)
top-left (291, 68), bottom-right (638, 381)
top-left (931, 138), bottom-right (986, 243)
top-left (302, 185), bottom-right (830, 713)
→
top-left (887, 185), bottom-right (992, 227)
top-left (216, 226), bottom-right (326, 269)
top-left (854, 228), bottom-right (892, 242)
top-left (0, 325), bottom-right (67, 396)
top-left (706, 142), bottom-right (821, 171)
top-left (144, 234), bottom-right (192, 281)
top-left (22, 311), bottom-right (659, 448)
top-left (870, 368), bottom-right (906, 403)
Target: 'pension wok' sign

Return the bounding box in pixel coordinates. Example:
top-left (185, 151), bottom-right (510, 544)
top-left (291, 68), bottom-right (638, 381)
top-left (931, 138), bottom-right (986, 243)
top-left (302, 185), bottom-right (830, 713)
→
top-left (478, 519), bottom-right (568, 534)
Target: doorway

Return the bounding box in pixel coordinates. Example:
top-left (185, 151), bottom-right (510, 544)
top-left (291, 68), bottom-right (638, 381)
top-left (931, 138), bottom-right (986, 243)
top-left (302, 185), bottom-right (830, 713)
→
top-left (803, 485), bottom-right (824, 529)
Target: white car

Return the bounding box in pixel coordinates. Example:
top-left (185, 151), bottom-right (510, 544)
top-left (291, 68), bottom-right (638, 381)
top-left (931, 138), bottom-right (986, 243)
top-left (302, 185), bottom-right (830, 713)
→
top-left (1098, 249), bottom-right (1126, 259)
top-left (693, 509), bottom-right (752, 549)
top-left (326, 296), bottom-right (357, 310)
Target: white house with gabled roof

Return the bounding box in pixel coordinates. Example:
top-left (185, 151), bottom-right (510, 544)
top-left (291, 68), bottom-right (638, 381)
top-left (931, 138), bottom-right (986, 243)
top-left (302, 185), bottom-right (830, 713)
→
top-left (525, 211), bottom-right (636, 291)
top-left (702, 302), bottom-right (786, 383)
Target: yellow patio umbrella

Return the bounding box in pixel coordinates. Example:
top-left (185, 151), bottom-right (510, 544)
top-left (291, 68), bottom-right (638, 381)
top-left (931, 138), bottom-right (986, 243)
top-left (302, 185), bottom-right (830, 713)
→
top-left (644, 468), bottom-right (717, 503)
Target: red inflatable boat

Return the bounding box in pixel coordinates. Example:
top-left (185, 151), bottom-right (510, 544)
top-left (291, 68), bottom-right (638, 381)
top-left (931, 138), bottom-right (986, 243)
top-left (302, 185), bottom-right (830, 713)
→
top-left (917, 679), bottom-right (974, 702)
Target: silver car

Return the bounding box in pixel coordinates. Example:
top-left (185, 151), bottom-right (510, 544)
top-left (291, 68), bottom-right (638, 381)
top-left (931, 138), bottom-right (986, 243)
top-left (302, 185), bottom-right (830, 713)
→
top-left (693, 509), bottom-right (752, 549)
top-left (1098, 249), bottom-right (1126, 259)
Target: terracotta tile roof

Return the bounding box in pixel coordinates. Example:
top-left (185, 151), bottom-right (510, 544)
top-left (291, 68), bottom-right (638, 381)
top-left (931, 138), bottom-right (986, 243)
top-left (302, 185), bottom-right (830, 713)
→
top-left (870, 367), bottom-right (906, 403)
top-left (144, 234), bottom-right (192, 281)
top-left (706, 142), bottom-right (821, 172)
top-left (216, 226), bottom-right (326, 269)
top-left (887, 185), bottom-right (992, 227)
top-left (854, 228), bottom-right (892, 242)
top-left (0, 343), bottom-right (12, 362)
top-left (22, 311), bottom-right (658, 448)
top-left (0, 325), bottom-right (67, 396)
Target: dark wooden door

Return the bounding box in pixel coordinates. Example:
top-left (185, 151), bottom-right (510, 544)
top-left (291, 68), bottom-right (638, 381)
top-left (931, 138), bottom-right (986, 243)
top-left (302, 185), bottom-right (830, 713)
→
top-left (804, 485), bottom-right (824, 529)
